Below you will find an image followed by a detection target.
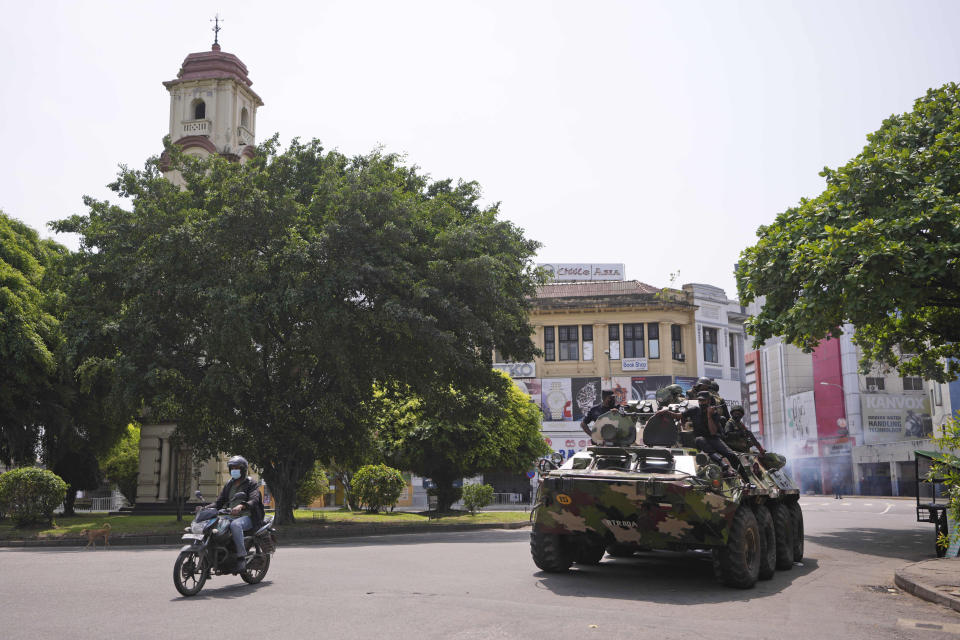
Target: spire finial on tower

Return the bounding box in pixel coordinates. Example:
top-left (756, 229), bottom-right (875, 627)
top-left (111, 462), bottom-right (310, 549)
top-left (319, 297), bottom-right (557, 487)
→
top-left (211, 14), bottom-right (223, 49)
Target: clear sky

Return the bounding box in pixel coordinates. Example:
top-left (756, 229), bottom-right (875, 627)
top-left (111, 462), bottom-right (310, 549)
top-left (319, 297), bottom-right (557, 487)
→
top-left (3, 0), bottom-right (959, 297)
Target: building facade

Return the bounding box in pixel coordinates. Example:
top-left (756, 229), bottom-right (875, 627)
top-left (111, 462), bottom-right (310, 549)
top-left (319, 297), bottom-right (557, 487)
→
top-left (494, 280), bottom-right (744, 465)
top-left (744, 317), bottom-right (953, 497)
top-left (683, 283), bottom-right (749, 406)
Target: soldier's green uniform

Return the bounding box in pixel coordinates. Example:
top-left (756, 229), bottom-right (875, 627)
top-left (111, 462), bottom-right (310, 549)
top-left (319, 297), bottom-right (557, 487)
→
top-left (723, 413), bottom-right (756, 453)
top-left (723, 407), bottom-right (787, 471)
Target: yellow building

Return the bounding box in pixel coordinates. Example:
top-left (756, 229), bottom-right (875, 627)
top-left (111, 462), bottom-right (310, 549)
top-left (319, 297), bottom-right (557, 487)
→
top-left (495, 280), bottom-right (699, 461)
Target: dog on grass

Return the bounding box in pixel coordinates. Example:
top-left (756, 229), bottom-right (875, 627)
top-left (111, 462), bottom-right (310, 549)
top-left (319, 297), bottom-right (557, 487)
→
top-left (80, 523), bottom-right (111, 549)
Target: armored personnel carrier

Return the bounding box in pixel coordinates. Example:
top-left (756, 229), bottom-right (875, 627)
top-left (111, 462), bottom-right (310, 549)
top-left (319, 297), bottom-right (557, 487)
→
top-left (530, 403), bottom-right (803, 588)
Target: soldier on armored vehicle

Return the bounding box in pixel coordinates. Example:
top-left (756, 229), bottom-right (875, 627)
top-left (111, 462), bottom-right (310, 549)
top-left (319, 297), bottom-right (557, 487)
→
top-left (579, 390), bottom-right (620, 437)
top-left (687, 377), bottom-right (730, 420)
top-left (656, 390), bottom-right (742, 478)
top-left (724, 405), bottom-right (787, 472)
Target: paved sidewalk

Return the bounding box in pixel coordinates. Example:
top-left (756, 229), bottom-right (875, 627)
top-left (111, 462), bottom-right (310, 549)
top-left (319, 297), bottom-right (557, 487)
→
top-left (0, 520), bottom-right (531, 549)
top-left (896, 557), bottom-right (960, 613)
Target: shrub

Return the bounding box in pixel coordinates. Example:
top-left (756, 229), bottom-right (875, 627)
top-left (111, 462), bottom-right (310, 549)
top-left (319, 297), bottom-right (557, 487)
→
top-left (0, 467), bottom-right (69, 527)
top-left (296, 462), bottom-right (331, 507)
top-left (352, 464), bottom-right (406, 513)
top-left (462, 483), bottom-right (495, 514)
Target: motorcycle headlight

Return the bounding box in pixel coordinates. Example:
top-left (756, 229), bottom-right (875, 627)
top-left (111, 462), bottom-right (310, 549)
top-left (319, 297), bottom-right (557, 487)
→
top-left (191, 521), bottom-right (208, 534)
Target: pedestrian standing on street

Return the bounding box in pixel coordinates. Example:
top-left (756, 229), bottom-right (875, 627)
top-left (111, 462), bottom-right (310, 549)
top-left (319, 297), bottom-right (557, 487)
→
top-left (833, 471), bottom-right (843, 500)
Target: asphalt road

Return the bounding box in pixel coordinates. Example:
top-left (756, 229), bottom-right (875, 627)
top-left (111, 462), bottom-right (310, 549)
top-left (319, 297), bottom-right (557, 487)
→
top-left (3, 497), bottom-right (959, 640)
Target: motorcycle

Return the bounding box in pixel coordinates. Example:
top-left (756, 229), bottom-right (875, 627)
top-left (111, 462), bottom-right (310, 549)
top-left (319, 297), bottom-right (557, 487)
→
top-left (173, 490), bottom-right (278, 597)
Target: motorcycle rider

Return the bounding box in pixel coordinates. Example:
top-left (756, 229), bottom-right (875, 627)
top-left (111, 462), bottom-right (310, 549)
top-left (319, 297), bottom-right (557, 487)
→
top-left (212, 455), bottom-right (264, 569)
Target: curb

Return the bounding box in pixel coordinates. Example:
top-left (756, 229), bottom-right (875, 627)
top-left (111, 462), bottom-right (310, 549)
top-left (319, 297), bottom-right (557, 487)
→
top-left (895, 558), bottom-right (960, 614)
top-left (0, 521), bottom-right (530, 549)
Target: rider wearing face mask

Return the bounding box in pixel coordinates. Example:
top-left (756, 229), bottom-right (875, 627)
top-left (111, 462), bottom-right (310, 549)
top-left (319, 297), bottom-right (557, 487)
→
top-left (213, 456), bottom-right (264, 569)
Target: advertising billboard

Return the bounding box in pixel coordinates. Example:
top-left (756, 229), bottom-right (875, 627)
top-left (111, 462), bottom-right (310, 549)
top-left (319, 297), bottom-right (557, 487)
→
top-left (572, 377), bottom-right (602, 421)
top-left (541, 379), bottom-right (572, 421)
top-left (631, 376), bottom-right (673, 401)
top-left (606, 376), bottom-right (633, 406)
top-left (538, 263), bottom-right (625, 282)
top-left (786, 390), bottom-right (818, 458)
top-left (861, 393), bottom-right (933, 444)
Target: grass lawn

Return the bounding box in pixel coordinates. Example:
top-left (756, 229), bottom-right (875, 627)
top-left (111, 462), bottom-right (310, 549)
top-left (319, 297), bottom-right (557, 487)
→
top-left (293, 509), bottom-right (531, 525)
top-left (0, 514), bottom-right (190, 540)
top-left (0, 509), bottom-right (530, 540)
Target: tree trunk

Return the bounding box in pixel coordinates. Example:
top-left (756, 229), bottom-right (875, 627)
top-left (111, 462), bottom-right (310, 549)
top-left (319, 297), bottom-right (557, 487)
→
top-left (434, 477), bottom-right (459, 513)
top-left (62, 485), bottom-right (77, 517)
top-left (262, 464), bottom-right (304, 525)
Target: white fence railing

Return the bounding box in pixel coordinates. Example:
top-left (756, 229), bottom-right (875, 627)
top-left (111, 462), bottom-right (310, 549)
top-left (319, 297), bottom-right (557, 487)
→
top-left (491, 492), bottom-right (530, 505)
top-left (55, 495), bottom-right (128, 513)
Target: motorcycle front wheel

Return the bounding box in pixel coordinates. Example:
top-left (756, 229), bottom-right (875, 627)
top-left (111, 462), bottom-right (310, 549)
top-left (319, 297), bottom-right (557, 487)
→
top-left (174, 549), bottom-right (208, 596)
top-left (240, 541), bottom-right (270, 585)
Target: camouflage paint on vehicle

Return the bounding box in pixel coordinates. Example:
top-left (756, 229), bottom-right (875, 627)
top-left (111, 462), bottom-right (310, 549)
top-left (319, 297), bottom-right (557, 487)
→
top-left (532, 446), bottom-right (799, 550)
top-left (534, 464), bottom-right (742, 548)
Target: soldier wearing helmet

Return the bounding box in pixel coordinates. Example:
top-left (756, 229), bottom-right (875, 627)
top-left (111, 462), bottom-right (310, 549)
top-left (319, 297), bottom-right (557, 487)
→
top-left (723, 405), bottom-right (761, 453)
top-left (687, 377), bottom-right (730, 421)
top-left (211, 455), bottom-right (264, 569)
top-left (657, 391), bottom-right (741, 477)
top-left (723, 406), bottom-right (787, 471)
top-left (580, 390), bottom-right (619, 436)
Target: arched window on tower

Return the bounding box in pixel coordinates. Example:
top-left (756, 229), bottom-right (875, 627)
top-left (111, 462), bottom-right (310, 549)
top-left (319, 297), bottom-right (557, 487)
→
top-left (240, 107), bottom-right (249, 129)
top-left (192, 99), bottom-right (206, 120)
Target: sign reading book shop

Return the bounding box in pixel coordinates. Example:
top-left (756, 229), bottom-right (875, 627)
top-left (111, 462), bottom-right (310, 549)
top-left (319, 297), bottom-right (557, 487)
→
top-left (621, 357), bottom-right (648, 371)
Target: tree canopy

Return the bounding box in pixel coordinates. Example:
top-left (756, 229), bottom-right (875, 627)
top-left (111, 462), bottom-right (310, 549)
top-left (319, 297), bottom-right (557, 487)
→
top-left (377, 372), bottom-right (549, 511)
top-left (1, 212), bottom-right (130, 512)
top-left (737, 83), bottom-right (960, 381)
top-left (0, 212), bottom-right (62, 464)
top-left (54, 138), bottom-right (543, 523)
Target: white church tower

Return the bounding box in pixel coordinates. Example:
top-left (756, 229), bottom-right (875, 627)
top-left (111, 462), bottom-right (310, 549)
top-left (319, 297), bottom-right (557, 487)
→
top-left (161, 25), bottom-right (263, 179)
top-left (135, 28), bottom-right (265, 512)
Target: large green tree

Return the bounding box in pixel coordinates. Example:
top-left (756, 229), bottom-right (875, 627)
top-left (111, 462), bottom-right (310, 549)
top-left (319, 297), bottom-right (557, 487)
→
top-left (0, 212), bottom-right (62, 464)
top-left (377, 372), bottom-right (550, 512)
top-left (55, 138), bottom-right (542, 524)
top-left (737, 83), bottom-right (960, 381)
top-left (1, 213), bottom-right (131, 513)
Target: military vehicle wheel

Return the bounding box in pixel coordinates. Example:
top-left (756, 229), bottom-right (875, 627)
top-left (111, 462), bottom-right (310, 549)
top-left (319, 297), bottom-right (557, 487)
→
top-left (768, 502), bottom-right (794, 570)
top-left (531, 532), bottom-right (573, 572)
top-left (753, 503), bottom-right (776, 580)
top-left (575, 541), bottom-right (606, 565)
top-left (605, 543), bottom-right (635, 558)
top-left (716, 506), bottom-right (761, 589)
top-left (787, 501), bottom-right (804, 561)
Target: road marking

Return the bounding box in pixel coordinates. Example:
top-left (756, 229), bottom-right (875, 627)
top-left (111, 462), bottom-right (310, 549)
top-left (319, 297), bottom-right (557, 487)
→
top-left (897, 619), bottom-right (960, 634)
top-left (864, 503), bottom-right (873, 506)
top-left (882, 503), bottom-right (893, 514)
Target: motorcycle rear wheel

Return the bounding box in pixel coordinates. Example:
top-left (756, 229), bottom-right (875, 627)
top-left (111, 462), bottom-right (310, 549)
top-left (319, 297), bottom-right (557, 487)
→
top-left (174, 549), bottom-right (208, 596)
top-left (240, 541), bottom-right (270, 584)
